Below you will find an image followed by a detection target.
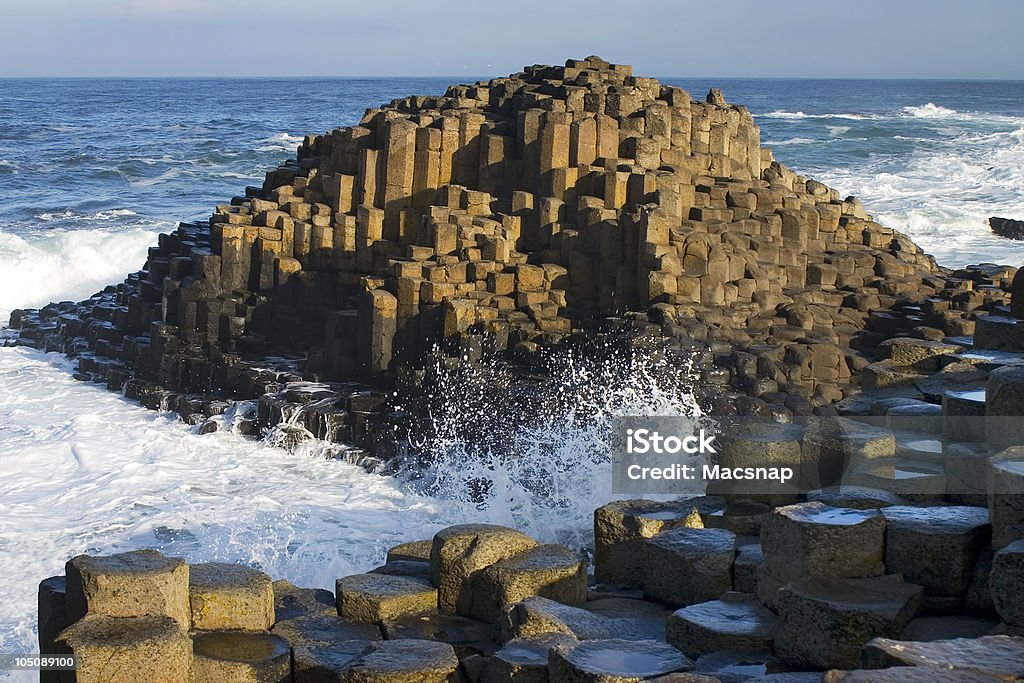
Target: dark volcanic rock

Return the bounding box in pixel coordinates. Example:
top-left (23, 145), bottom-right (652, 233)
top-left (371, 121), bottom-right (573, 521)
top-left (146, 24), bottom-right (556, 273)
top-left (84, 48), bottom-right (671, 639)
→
top-left (990, 216), bottom-right (1024, 240)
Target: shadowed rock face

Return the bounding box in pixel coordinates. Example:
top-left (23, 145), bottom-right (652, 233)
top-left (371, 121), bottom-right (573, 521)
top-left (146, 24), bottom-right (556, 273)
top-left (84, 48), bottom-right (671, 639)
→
top-left (6, 56), bottom-right (1019, 451)
top-left (990, 216), bottom-right (1024, 241)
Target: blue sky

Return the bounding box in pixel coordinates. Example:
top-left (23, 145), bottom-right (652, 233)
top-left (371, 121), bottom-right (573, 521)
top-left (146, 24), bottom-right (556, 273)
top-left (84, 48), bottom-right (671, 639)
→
top-left (2, 0), bottom-right (1022, 78)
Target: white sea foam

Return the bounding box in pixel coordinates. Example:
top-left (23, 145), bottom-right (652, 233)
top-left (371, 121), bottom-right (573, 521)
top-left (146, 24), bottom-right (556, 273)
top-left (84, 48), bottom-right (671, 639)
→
top-left (901, 102), bottom-right (960, 119)
top-left (764, 137), bottom-right (818, 146)
top-left (256, 132), bottom-right (305, 153)
top-left (759, 110), bottom-right (880, 121)
top-left (814, 124), bottom-right (1024, 266)
top-left (0, 345), bottom-right (447, 672)
top-left (0, 226), bottom-right (161, 323)
top-left (128, 167), bottom-right (181, 187)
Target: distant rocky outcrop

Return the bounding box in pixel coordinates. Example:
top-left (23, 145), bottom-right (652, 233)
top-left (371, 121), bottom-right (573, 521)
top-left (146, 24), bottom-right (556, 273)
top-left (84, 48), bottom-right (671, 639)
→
top-left (990, 216), bottom-right (1024, 241)
top-left (5, 57), bottom-right (1022, 453)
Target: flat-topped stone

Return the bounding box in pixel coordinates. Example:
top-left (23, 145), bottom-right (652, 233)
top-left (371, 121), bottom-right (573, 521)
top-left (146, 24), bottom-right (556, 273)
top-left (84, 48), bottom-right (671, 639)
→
top-left (466, 544), bottom-right (587, 623)
top-left (944, 442), bottom-right (995, 506)
top-left (802, 418), bottom-right (897, 489)
top-left (500, 596), bottom-right (662, 643)
top-left (272, 579), bottom-right (336, 621)
top-left (665, 592), bottom-right (779, 659)
top-left (733, 541), bottom-right (763, 594)
top-left (387, 539), bottom-right (433, 562)
top-left (65, 549), bottom-right (190, 628)
top-left (878, 337), bottom-right (960, 370)
top-left (191, 631), bottom-right (290, 683)
top-left (339, 638), bottom-right (460, 682)
top-left (990, 446), bottom-right (1024, 547)
top-left (860, 635), bottom-right (1024, 679)
top-left (975, 314), bottom-right (1024, 351)
top-left (943, 388), bottom-right (987, 442)
top-left (548, 638), bottom-right (695, 682)
top-left (336, 573), bottom-right (437, 623)
top-left (991, 539), bottom-right (1024, 627)
top-left (481, 633), bottom-right (578, 681)
top-left (189, 562), bottom-right (274, 631)
top-left (846, 460), bottom-right (947, 503)
top-left (271, 614), bottom-right (381, 680)
top-left (594, 499), bottom-right (706, 587)
top-left (900, 615), bottom-right (1000, 641)
top-left (881, 505), bottom-right (990, 596)
top-left (774, 576), bottom-right (923, 669)
top-left (430, 524), bottom-right (538, 614)
top-left (369, 559), bottom-right (431, 579)
top-left (986, 366), bottom-right (1024, 449)
top-left (761, 502), bottom-right (885, 587)
top-left (823, 667), bottom-right (1006, 682)
top-left (382, 612), bottom-right (497, 657)
top-left (641, 527), bottom-right (735, 606)
top-left (714, 421), bottom-right (804, 497)
top-left (55, 614), bottom-right (191, 683)
top-left (806, 486), bottom-right (906, 509)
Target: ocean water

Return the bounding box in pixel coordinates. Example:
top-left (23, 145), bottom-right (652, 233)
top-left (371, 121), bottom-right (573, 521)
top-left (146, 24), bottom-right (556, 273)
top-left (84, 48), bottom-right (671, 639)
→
top-left (0, 76), bottom-right (1022, 668)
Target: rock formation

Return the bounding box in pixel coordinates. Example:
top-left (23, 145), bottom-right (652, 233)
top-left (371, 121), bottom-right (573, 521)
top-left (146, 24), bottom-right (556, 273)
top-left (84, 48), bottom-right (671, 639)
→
top-left (11, 56), bottom-right (1021, 454)
top-left (990, 216), bottom-right (1024, 241)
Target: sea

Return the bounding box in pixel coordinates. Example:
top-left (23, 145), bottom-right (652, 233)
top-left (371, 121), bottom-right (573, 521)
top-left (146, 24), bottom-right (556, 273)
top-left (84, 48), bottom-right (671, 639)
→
top-left (0, 76), bottom-right (1022, 669)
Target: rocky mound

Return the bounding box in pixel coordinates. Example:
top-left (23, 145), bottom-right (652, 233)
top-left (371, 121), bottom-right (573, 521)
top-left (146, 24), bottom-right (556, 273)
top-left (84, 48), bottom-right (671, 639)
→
top-left (6, 56), bottom-right (1019, 452)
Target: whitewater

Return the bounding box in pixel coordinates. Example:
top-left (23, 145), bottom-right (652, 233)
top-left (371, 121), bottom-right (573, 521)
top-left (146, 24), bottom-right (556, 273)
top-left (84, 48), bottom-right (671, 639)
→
top-left (0, 76), bottom-right (1022, 672)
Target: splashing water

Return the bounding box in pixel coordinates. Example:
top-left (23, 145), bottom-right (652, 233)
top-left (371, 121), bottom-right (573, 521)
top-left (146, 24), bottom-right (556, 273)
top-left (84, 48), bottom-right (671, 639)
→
top-left (391, 338), bottom-right (704, 550)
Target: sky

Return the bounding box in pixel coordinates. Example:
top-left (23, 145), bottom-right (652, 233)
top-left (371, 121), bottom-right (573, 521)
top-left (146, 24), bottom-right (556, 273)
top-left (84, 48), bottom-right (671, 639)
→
top-left (0, 0), bottom-right (1022, 79)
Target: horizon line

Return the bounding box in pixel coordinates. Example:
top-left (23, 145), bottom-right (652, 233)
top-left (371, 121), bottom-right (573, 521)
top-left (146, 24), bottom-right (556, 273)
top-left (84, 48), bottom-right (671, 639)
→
top-left (1, 74), bottom-right (1023, 83)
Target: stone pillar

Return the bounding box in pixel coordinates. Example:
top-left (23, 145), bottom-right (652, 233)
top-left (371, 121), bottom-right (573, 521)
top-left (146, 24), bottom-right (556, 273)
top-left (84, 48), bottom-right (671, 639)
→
top-left (412, 126), bottom-right (442, 211)
top-left (358, 289), bottom-right (398, 379)
top-left (382, 118), bottom-right (417, 241)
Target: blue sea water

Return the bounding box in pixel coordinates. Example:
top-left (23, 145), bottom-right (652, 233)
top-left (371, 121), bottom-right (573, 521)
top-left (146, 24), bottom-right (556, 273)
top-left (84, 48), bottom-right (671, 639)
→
top-left (0, 76), bottom-right (1022, 668)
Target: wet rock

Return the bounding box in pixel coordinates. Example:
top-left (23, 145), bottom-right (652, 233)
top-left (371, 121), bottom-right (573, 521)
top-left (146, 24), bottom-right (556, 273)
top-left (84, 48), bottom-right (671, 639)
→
top-left (191, 631), bottom-right (290, 683)
top-left (986, 366), bottom-right (1024, 448)
top-left (336, 573), bottom-right (437, 623)
top-left (823, 667), bottom-right (1005, 682)
top-left (806, 486), bottom-right (906, 510)
top-left (548, 638), bottom-right (694, 682)
top-left (430, 524), bottom-right (538, 615)
top-left (990, 539), bottom-right (1024, 627)
top-left (480, 633), bottom-right (578, 682)
top-left (38, 576), bottom-right (67, 655)
top-left (189, 562), bottom-right (275, 631)
top-left (665, 592), bottom-right (779, 659)
top-left (774, 576), bottom-right (923, 669)
top-left (877, 337), bottom-right (960, 371)
top-left (944, 442), bottom-right (995, 506)
top-left (802, 419), bottom-right (896, 489)
top-left (339, 638), bottom-right (460, 682)
top-left (594, 499), bottom-right (706, 587)
top-left (943, 388), bottom-right (987, 442)
top-left (860, 635), bottom-right (1024, 679)
top-left (387, 539), bottom-right (433, 562)
top-left (880, 505), bottom-right (990, 597)
top-left (759, 502), bottom-right (884, 607)
top-left (500, 596), bottom-right (660, 643)
top-left (641, 527), bottom-right (735, 606)
top-left (990, 446), bottom-right (1024, 548)
top-left (382, 611), bottom-right (498, 657)
top-left (272, 579), bottom-right (336, 621)
top-left (271, 614), bottom-right (381, 680)
top-left (466, 544), bottom-right (587, 623)
top-left (369, 560), bottom-right (431, 579)
top-left (55, 614), bottom-right (191, 683)
top-left (989, 216), bottom-right (1024, 240)
top-left (733, 541), bottom-right (762, 594)
top-left (65, 549), bottom-right (190, 628)
top-left (899, 615), bottom-right (1000, 641)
